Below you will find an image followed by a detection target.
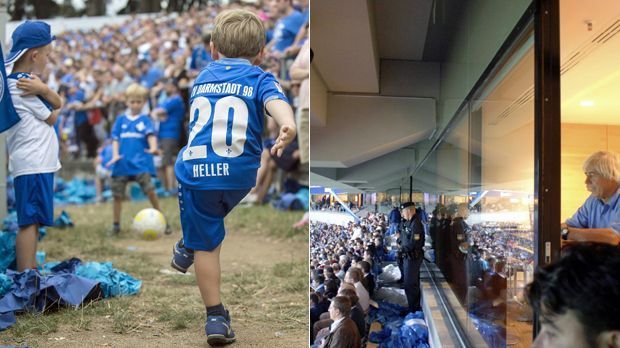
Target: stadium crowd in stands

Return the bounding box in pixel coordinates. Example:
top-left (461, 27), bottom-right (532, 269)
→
top-left (24, 0), bottom-right (309, 206)
top-left (310, 200), bottom-right (528, 345)
top-left (310, 213), bottom-right (390, 347)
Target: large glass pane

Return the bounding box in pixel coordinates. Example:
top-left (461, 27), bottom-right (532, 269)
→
top-left (469, 36), bottom-right (534, 348)
top-left (422, 28), bottom-right (535, 347)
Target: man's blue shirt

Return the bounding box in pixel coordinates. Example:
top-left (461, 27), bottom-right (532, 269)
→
top-left (67, 89), bottom-right (88, 126)
top-left (175, 58), bottom-right (288, 190)
top-left (270, 10), bottom-right (305, 52)
top-left (111, 114), bottom-right (156, 177)
top-left (140, 67), bottom-right (163, 89)
top-left (158, 95), bottom-right (186, 140)
top-left (190, 46), bottom-right (213, 71)
top-left (566, 189), bottom-right (620, 233)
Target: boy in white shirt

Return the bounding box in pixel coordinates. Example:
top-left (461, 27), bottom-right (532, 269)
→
top-left (4, 21), bottom-right (62, 271)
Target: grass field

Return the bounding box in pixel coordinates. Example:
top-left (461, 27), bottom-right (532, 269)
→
top-left (0, 197), bottom-right (309, 347)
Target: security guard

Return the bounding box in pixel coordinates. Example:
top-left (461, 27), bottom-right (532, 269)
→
top-left (398, 201), bottom-right (425, 313)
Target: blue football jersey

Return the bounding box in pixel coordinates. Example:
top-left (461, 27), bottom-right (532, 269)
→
top-left (111, 114), bottom-right (156, 177)
top-left (175, 58), bottom-right (288, 190)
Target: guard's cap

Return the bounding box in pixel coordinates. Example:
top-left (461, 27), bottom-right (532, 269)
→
top-left (400, 202), bottom-right (416, 210)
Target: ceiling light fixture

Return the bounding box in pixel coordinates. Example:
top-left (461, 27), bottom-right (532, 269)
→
top-left (580, 100), bottom-right (594, 107)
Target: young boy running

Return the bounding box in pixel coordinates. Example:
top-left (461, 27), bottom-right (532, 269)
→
top-left (170, 9), bottom-right (296, 345)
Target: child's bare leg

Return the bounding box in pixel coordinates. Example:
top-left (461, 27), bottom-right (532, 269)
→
top-left (252, 149), bottom-right (271, 194)
top-left (165, 165), bottom-right (176, 192)
top-left (113, 197), bottom-right (122, 224)
top-left (195, 246), bottom-right (222, 307)
top-left (146, 190), bottom-right (160, 210)
top-left (95, 176), bottom-right (102, 200)
top-left (16, 224), bottom-right (38, 271)
top-left (255, 159), bottom-right (277, 203)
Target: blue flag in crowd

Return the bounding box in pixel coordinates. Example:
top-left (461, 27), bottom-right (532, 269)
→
top-left (0, 45), bottom-right (20, 133)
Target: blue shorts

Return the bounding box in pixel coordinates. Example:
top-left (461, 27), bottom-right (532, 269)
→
top-left (14, 173), bottom-right (55, 228)
top-left (178, 183), bottom-right (250, 251)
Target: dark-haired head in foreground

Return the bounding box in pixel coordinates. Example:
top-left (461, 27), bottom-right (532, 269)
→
top-left (525, 243), bottom-right (620, 348)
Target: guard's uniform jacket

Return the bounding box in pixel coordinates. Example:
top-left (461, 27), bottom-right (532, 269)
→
top-left (399, 214), bottom-right (425, 258)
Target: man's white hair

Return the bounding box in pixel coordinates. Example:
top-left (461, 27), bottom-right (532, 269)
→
top-left (583, 151), bottom-right (620, 182)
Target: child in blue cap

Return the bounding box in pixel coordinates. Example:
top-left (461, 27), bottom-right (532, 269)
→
top-left (4, 20), bottom-right (62, 271)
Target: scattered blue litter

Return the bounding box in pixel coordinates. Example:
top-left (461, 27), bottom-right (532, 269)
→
top-left (368, 302), bottom-right (429, 348)
top-left (296, 188), bottom-right (309, 210)
top-left (0, 268), bottom-right (101, 330)
top-left (129, 182), bottom-right (147, 201)
top-left (44, 257), bottom-right (82, 274)
top-left (471, 314), bottom-right (506, 348)
top-left (76, 262), bottom-right (142, 298)
top-left (6, 177), bottom-right (15, 212)
top-left (0, 274), bottom-right (12, 298)
top-left (38, 227), bottom-right (46, 241)
top-left (35, 251), bottom-right (45, 269)
top-left (54, 177), bottom-right (97, 205)
top-left (0, 231), bottom-right (16, 274)
top-left (368, 301), bottom-right (408, 325)
top-left (3, 212), bottom-right (18, 234)
top-left (0, 258), bottom-right (142, 331)
top-left (5, 176), bottom-right (164, 207)
top-left (369, 326), bottom-right (392, 342)
top-left (271, 193), bottom-right (305, 211)
top-left (53, 210), bottom-right (74, 228)
top-left (45, 259), bottom-right (141, 298)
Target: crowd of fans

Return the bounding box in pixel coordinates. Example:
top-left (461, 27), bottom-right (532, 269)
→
top-left (310, 195), bottom-right (364, 212)
top-left (310, 198), bottom-right (536, 345)
top-left (429, 202), bottom-right (534, 339)
top-left (25, 0), bottom-right (309, 202)
top-left (310, 213), bottom-right (390, 347)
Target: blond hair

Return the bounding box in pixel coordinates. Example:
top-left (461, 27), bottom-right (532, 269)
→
top-left (125, 83), bottom-right (148, 100)
top-left (212, 9), bottom-right (265, 58)
top-left (583, 151), bottom-right (620, 182)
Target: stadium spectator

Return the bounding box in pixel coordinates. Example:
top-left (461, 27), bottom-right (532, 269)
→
top-left (190, 33), bottom-right (213, 73)
top-left (344, 265), bottom-right (370, 313)
top-left (266, 0), bottom-right (306, 57)
top-left (151, 78), bottom-right (186, 193)
top-left (526, 243), bottom-right (620, 348)
top-left (563, 151), bottom-right (620, 245)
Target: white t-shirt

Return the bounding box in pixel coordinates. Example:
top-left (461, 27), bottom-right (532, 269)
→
top-left (6, 77), bottom-right (61, 177)
top-left (354, 281), bottom-right (370, 313)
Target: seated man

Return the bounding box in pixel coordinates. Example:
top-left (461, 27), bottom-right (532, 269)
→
top-left (344, 268), bottom-right (370, 314)
top-left (526, 243), bottom-right (620, 347)
top-left (563, 151), bottom-right (620, 245)
top-left (316, 296), bottom-right (361, 348)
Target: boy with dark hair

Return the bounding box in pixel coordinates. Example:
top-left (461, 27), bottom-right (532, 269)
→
top-left (170, 9), bottom-right (296, 345)
top-left (526, 243), bottom-right (620, 348)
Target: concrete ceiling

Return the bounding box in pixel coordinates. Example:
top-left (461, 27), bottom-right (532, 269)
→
top-left (310, 0), bottom-right (439, 193)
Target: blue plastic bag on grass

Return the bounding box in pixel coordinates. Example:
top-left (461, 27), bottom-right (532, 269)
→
top-left (0, 231), bottom-right (16, 273)
top-left (0, 269), bottom-right (101, 330)
top-left (76, 262), bottom-right (141, 297)
top-left (0, 273), bottom-right (13, 297)
top-left (53, 210), bottom-right (74, 228)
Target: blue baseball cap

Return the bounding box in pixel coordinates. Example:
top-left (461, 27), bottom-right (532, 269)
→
top-left (5, 20), bottom-right (55, 67)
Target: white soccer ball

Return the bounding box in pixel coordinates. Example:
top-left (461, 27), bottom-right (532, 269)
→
top-left (132, 208), bottom-right (166, 241)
